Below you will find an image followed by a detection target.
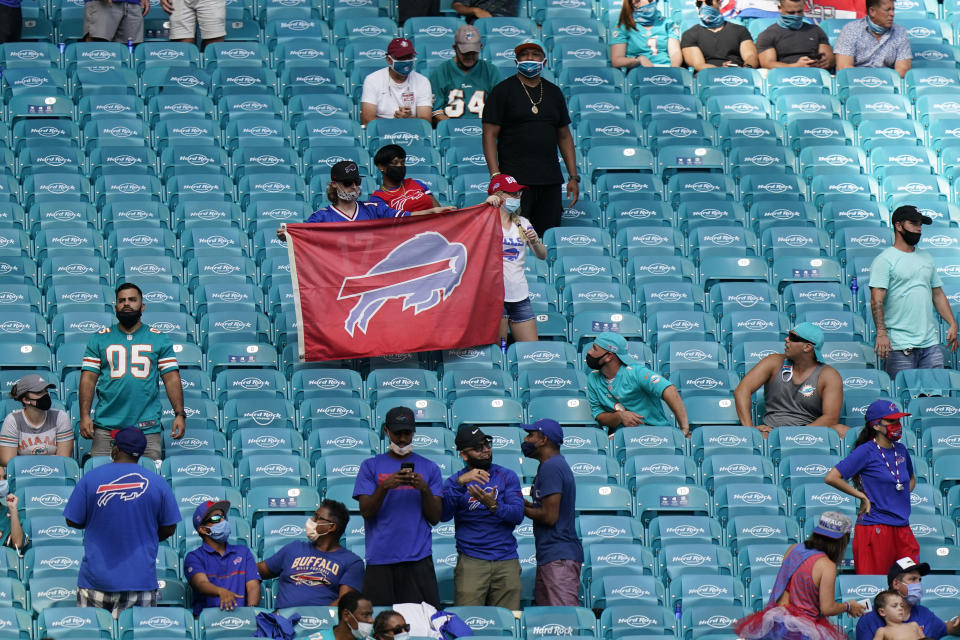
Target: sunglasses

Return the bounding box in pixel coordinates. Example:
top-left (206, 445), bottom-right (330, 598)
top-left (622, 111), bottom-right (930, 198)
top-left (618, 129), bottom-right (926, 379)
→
top-left (204, 514), bottom-right (225, 524)
top-left (786, 333), bottom-right (813, 345)
top-left (339, 179), bottom-right (361, 188)
top-left (387, 625), bottom-right (411, 634)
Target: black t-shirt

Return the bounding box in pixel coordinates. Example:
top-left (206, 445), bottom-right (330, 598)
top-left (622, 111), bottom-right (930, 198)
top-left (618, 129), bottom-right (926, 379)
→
top-left (680, 23), bottom-right (753, 66)
top-left (755, 23), bottom-right (829, 64)
top-left (482, 75), bottom-right (571, 185)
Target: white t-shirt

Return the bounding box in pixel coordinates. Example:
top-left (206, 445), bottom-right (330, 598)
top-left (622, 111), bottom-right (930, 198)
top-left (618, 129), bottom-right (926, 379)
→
top-left (503, 215), bottom-right (533, 303)
top-left (360, 67), bottom-right (433, 120)
top-left (0, 409), bottom-right (73, 455)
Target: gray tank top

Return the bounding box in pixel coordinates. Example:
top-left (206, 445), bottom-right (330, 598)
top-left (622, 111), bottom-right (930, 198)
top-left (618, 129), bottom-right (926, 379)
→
top-left (762, 362), bottom-right (825, 428)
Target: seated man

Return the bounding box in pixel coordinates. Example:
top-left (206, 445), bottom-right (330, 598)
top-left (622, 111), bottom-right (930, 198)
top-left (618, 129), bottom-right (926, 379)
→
top-left (361, 38), bottom-right (433, 125)
top-left (184, 500), bottom-right (260, 615)
top-left (332, 591), bottom-right (374, 640)
top-left (834, 0), bottom-right (911, 78)
top-left (756, 0), bottom-right (833, 69)
top-left (258, 500), bottom-right (364, 608)
top-left (734, 322), bottom-right (849, 438)
top-left (585, 332), bottom-right (690, 438)
top-left (681, 0), bottom-right (759, 70)
top-left (856, 557), bottom-right (960, 639)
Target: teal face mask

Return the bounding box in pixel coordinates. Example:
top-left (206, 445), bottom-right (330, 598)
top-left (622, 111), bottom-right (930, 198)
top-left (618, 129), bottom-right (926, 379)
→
top-left (634, 3), bottom-right (660, 25)
top-left (390, 57), bottom-right (415, 76)
top-left (778, 13), bottom-right (805, 29)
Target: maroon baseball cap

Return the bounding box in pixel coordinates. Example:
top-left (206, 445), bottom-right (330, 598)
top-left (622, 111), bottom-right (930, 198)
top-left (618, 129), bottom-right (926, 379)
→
top-left (387, 38), bottom-right (416, 58)
top-left (488, 174), bottom-right (527, 195)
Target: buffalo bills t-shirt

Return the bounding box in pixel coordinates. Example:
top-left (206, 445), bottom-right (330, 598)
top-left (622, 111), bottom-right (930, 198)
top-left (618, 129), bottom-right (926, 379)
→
top-left (834, 441), bottom-right (914, 527)
top-left (63, 462), bottom-right (180, 591)
top-left (353, 452), bottom-right (443, 565)
top-left (307, 201), bottom-right (407, 223)
top-left (530, 455), bottom-right (583, 565)
top-left (264, 541), bottom-right (364, 609)
top-left (370, 179), bottom-right (433, 213)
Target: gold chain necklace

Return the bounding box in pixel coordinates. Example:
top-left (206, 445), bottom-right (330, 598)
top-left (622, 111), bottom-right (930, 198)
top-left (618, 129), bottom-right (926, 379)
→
top-left (519, 78), bottom-right (544, 114)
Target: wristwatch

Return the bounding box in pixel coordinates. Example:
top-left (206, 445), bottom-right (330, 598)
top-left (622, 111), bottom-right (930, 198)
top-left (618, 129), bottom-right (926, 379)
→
top-left (569, 175), bottom-right (581, 183)
top-left (174, 411), bottom-right (187, 417)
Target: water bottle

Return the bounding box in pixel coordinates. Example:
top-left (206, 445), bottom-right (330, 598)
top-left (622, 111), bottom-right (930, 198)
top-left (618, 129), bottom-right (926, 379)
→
top-left (674, 602), bottom-right (682, 621)
top-left (127, 39), bottom-right (134, 55)
top-left (500, 337), bottom-right (507, 354)
top-left (849, 276), bottom-right (858, 313)
top-left (58, 42), bottom-right (65, 56)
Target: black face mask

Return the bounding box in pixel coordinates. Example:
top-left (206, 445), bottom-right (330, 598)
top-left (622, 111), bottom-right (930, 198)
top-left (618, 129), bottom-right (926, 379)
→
top-left (900, 229), bottom-right (922, 246)
top-left (385, 165), bottom-right (406, 183)
top-left (466, 456), bottom-right (492, 471)
top-left (27, 394), bottom-right (52, 411)
top-left (116, 309), bottom-right (142, 329)
top-left (585, 354), bottom-right (604, 370)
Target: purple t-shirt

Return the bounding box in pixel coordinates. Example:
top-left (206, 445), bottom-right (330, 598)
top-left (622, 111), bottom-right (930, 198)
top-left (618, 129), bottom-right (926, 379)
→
top-left (264, 541), bottom-right (364, 609)
top-left (352, 452), bottom-right (442, 565)
top-left (834, 441), bottom-right (914, 526)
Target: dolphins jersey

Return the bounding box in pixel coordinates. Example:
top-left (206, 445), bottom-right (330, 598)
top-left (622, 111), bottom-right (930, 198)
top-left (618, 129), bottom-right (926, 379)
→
top-left (81, 323), bottom-right (179, 433)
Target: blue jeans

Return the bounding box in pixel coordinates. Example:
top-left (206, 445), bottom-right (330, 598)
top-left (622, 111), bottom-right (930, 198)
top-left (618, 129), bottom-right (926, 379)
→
top-left (883, 345), bottom-right (945, 382)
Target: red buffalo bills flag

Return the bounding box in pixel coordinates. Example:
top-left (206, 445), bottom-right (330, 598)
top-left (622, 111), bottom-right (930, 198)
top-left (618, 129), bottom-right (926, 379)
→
top-left (286, 205), bottom-right (505, 361)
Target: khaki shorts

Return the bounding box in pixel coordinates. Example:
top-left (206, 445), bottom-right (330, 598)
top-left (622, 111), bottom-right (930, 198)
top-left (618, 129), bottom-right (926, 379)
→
top-left (83, 0), bottom-right (144, 44)
top-left (168, 0), bottom-right (225, 40)
top-left (91, 427), bottom-right (163, 463)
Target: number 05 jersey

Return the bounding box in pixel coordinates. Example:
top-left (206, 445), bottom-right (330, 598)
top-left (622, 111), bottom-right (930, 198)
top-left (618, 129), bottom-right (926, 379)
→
top-left (81, 323), bottom-right (180, 432)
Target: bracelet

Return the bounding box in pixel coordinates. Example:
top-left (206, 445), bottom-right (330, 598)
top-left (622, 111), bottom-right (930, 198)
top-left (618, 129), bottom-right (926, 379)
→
top-left (843, 601), bottom-right (849, 612)
top-left (491, 172), bottom-right (502, 177)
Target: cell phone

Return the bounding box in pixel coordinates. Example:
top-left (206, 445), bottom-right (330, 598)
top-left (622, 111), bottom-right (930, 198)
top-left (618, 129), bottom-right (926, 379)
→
top-left (401, 462), bottom-right (415, 472)
top-left (858, 598), bottom-right (872, 612)
top-left (815, 52), bottom-right (825, 59)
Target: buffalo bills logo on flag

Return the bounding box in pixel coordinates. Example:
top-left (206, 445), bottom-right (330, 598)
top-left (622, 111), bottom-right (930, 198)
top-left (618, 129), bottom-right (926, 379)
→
top-left (338, 232), bottom-right (467, 336)
top-left (286, 204), bottom-right (504, 361)
top-left (96, 472), bottom-right (149, 507)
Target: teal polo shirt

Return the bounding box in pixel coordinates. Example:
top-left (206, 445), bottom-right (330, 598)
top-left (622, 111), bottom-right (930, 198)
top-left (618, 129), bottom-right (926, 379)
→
top-left (587, 365), bottom-right (673, 426)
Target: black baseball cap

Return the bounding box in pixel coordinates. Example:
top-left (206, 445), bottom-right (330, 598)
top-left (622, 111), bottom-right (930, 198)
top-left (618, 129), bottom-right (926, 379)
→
top-left (384, 406), bottom-right (416, 432)
top-left (455, 425), bottom-right (492, 451)
top-left (331, 160), bottom-right (361, 183)
top-left (891, 205), bottom-right (932, 226)
top-left (887, 556), bottom-right (930, 587)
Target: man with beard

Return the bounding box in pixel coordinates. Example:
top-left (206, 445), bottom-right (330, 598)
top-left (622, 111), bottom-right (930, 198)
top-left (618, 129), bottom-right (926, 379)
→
top-left (440, 426), bottom-right (524, 608)
top-left (79, 283), bottom-right (186, 461)
top-left (353, 407), bottom-right (443, 607)
top-left (585, 332), bottom-right (690, 438)
top-left (870, 205), bottom-right (959, 381)
top-left (429, 25), bottom-right (501, 123)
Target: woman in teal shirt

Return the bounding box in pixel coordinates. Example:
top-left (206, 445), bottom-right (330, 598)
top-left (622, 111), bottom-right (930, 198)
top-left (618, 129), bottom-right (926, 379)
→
top-left (609, 0), bottom-right (682, 68)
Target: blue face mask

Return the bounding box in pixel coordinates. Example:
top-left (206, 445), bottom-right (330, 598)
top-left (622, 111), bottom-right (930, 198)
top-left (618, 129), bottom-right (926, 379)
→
top-left (699, 5), bottom-right (725, 27)
top-left (503, 197), bottom-right (522, 213)
top-left (206, 520), bottom-right (232, 543)
top-left (634, 3), bottom-right (660, 25)
top-left (778, 13), bottom-right (805, 29)
top-left (517, 60), bottom-right (543, 78)
top-left (866, 15), bottom-right (889, 35)
top-left (905, 582), bottom-right (922, 606)
top-left (390, 57), bottom-right (415, 76)
top-left (0, 479), bottom-right (7, 499)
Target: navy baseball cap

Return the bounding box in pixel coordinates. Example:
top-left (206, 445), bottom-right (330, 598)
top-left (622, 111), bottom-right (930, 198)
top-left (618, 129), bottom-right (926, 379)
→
top-left (865, 399), bottom-right (911, 424)
top-left (385, 406), bottom-right (416, 432)
top-left (521, 418), bottom-right (564, 447)
top-left (192, 499), bottom-right (231, 531)
top-left (109, 427), bottom-right (146, 456)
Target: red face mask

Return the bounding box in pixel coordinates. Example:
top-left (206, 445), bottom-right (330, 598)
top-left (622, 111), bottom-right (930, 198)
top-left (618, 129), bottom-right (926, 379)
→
top-left (883, 421), bottom-right (902, 442)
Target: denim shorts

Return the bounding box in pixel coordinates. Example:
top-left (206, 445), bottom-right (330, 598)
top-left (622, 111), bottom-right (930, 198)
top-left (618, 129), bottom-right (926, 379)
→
top-left (503, 298), bottom-right (535, 323)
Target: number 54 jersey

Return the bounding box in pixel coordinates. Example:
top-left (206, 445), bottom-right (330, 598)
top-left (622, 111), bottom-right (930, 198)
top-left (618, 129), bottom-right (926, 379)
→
top-left (81, 324), bottom-right (179, 432)
top-left (429, 58), bottom-right (502, 120)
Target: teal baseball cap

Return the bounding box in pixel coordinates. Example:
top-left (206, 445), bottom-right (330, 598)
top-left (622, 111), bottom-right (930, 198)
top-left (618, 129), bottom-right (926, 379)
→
top-left (594, 332), bottom-right (636, 365)
top-left (790, 322), bottom-right (824, 362)
top-left (514, 38), bottom-right (545, 56)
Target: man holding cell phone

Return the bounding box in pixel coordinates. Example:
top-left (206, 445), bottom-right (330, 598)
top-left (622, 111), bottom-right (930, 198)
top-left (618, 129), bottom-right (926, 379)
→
top-left (353, 407), bottom-right (443, 608)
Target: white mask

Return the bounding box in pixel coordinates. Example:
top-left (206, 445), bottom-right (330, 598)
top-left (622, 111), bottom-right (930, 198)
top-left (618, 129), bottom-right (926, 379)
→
top-left (305, 517), bottom-right (321, 542)
top-left (348, 611), bottom-right (373, 640)
top-left (395, 633), bottom-right (410, 640)
top-left (389, 442), bottom-right (414, 456)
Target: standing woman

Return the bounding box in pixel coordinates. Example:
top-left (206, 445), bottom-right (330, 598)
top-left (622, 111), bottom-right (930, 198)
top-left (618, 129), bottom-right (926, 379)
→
top-left (489, 174), bottom-right (547, 343)
top-left (825, 399), bottom-right (918, 575)
top-left (735, 511), bottom-right (865, 640)
top-left (609, 0), bottom-right (682, 69)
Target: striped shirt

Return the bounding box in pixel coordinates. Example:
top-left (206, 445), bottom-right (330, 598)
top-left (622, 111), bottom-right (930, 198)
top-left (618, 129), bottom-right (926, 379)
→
top-left (81, 323), bottom-right (179, 433)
